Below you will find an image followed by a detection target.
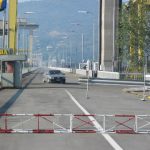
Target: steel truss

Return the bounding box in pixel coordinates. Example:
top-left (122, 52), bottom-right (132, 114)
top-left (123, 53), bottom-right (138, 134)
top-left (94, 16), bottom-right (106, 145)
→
top-left (0, 114), bottom-right (150, 134)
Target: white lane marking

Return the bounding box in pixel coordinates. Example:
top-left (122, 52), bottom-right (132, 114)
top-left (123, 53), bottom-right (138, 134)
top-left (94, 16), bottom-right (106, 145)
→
top-left (80, 82), bottom-right (142, 87)
top-left (65, 89), bottom-right (123, 150)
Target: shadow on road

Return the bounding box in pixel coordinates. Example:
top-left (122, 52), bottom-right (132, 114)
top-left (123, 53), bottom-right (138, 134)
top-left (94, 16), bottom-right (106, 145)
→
top-left (0, 72), bottom-right (38, 114)
top-left (26, 82), bottom-right (86, 90)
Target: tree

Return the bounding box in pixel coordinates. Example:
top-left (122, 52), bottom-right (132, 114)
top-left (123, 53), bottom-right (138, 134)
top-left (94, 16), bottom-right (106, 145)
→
top-left (117, 0), bottom-right (150, 73)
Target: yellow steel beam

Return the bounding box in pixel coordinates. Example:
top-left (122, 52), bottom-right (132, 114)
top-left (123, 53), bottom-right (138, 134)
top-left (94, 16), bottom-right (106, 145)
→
top-left (8, 0), bottom-right (18, 54)
top-left (133, 0), bottom-right (150, 5)
top-left (144, 0), bottom-right (150, 5)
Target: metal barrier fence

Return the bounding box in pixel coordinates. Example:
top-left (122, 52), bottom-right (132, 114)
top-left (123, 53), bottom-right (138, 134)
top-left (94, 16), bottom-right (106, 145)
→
top-left (0, 114), bottom-right (150, 134)
top-left (120, 73), bottom-right (144, 81)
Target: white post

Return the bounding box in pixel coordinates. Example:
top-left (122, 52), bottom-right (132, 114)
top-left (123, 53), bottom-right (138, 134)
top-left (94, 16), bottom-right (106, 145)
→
top-left (86, 60), bottom-right (90, 99)
top-left (86, 72), bottom-right (89, 99)
top-left (69, 114), bottom-right (73, 133)
top-left (103, 115), bottom-right (106, 133)
top-left (141, 66), bottom-right (146, 101)
top-left (135, 115), bottom-right (138, 133)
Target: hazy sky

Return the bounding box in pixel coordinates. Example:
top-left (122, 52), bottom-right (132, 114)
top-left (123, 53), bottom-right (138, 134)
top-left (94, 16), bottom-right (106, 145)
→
top-left (19, 0), bottom-right (129, 2)
top-left (19, 0), bottom-right (41, 2)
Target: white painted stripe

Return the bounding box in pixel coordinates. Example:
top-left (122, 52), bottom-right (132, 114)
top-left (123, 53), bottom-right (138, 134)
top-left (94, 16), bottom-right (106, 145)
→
top-left (80, 82), bottom-right (141, 87)
top-left (65, 89), bottom-right (123, 150)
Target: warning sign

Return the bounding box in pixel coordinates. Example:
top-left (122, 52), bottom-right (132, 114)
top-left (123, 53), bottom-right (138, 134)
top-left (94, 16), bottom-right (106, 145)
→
top-left (0, 49), bottom-right (8, 55)
top-left (0, 49), bottom-right (13, 55)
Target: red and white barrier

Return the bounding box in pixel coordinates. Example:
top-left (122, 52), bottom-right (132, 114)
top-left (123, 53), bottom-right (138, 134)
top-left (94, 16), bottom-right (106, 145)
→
top-left (0, 113), bottom-right (150, 134)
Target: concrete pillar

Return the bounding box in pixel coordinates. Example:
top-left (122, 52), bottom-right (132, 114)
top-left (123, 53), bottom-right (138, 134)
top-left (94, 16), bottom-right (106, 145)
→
top-left (100, 0), bottom-right (121, 71)
top-left (29, 29), bottom-right (33, 66)
top-left (14, 61), bottom-right (22, 88)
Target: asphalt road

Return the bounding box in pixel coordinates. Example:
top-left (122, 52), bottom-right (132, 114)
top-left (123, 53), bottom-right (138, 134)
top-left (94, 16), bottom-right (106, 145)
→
top-left (0, 69), bottom-right (150, 150)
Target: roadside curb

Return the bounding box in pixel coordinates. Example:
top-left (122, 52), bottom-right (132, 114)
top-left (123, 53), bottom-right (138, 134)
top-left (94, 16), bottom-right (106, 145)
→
top-left (78, 77), bottom-right (150, 100)
top-left (122, 87), bottom-right (150, 100)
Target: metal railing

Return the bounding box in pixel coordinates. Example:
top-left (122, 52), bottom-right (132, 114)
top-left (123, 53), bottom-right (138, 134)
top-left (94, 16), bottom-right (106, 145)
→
top-left (120, 72), bottom-right (144, 81)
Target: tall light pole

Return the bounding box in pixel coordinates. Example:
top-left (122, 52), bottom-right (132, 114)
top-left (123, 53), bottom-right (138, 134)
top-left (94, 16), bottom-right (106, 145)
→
top-left (62, 33), bottom-right (74, 69)
top-left (61, 36), bottom-right (70, 67)
top-left (92, 21), bottom-right (95, 62)
top-left (78, 10), bottom-right (96, 62)
top-left (81, 33), bottom-right (84, 62)
top-left (22, 18), bottom-right (26, 55)
top-left (69, 38), bottom-right (72, 68)
top-left (98, 0), bottom-right (101, 70)
top-left (47, 45), bottom-right (53, 67)
top-left (70, 22), bottom-right (85, 62)
top-left (17, 18), bottom-right (22, 55)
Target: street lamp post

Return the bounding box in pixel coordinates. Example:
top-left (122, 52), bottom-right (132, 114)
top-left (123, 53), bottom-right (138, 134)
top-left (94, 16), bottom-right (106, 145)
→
top-left (81, 33), bottom-right (84, 62)
top-left (78, 10), bottom-right (96, 62)
top-left (70, 23), bottom-right (85, 62)
top-left (92, 21), bottom-right (95, 62)
top-left (61, 35), bottom-right (73, 69)
top-left (69, 39), bottom-right (72, 69)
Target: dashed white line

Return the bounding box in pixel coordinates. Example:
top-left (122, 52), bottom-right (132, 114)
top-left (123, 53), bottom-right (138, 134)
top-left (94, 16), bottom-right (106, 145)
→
top-left (65, 89), bottom-right (123, 150)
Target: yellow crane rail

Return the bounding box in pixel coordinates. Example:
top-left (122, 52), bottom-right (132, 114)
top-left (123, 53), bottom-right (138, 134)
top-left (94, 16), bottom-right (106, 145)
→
top-left (8, 0), bottom-right (18, 54)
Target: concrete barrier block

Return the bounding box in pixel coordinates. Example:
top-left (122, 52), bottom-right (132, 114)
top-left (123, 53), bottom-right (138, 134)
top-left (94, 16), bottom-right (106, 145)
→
top-left (76, 69), bottom-right (87, 76)
top-left (146, 74), bottom-right (150, 81)
top-left (97, 71), bottom-right (120, 79)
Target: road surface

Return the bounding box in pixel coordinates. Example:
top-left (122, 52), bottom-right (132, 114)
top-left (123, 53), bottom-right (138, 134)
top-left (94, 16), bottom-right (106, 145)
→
top-left (0, 69), bottom-right (150, 150)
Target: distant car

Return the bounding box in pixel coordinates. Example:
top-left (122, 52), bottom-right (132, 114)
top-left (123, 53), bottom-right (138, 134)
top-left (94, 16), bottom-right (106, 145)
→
top-left (43, 69), bottom-right (66, 84)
